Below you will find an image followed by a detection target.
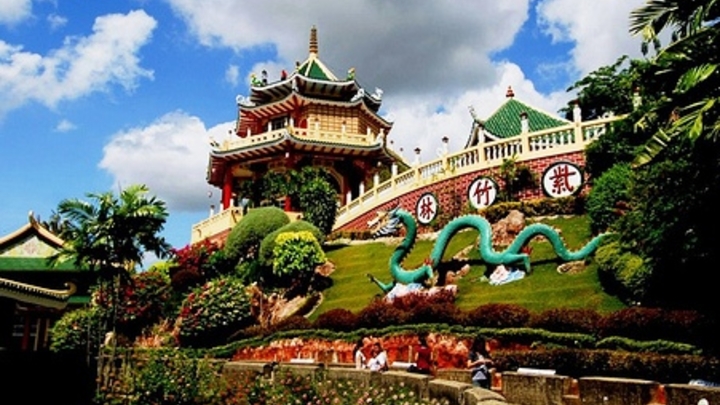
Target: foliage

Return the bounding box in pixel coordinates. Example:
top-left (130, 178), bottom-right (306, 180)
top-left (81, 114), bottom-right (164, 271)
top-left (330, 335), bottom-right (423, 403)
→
top-left (479, 196), bottom-right (585, 223)
top-left (614, 139), bottom-right (720, 310)
top-left (170, 240), bottom-right (235, 292)
top-left (560, 56), bottom-right (653, 121)
top-left (630, 0), bottom-right (720, 164)
top-left (174, 277), bottom-right (254, 348)
top-left (355, 298), bottom-right (408, 329)
top-left (529, 308), bottom-right (602, 335)
top-left (464, 303), bottom-right (531, 329)
top-left (272, 231), bottom-right (326, 278)
top-left (224, 206), bottom-right (289, 266)
top-left (295, 167), bottom-right (339, 235)
top-left (595, 240), bottom-right (651, 304)
top-left (495, 156), bottom-right (536, 202)
top-left (258, 220), bottom-right (323, 267)
top-left (119, 350), bottom-right (226, 405)
top-left (92, 270), bottom-right (172, 340)
top-left (49, 307), bottom-right (102, 353)
top-left (223, 368), bottom-right (448, 405)
top-left (49, 184), bottom-right (171, 278)
top-left (586, 163), bottom-right (633, 233)
top-left (236, 167), bottom-right (338, 236)
top-left (494, 348), bottom-right (720, 383)
top-left (597, 307), bottom-right (716, 349)
top-left (312, 308), bottom-right (358, 332)
top-left (595, 336), bottom-right (702, 355)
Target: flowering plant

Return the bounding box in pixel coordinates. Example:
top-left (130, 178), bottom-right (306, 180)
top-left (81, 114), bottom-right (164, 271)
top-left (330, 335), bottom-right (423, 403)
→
top-left (174, 276), bottom-right (253, 347)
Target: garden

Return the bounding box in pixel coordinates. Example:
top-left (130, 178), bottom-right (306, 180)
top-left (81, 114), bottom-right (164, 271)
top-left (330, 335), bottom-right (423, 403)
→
top-left (45, 2), bottom-right (720, 404)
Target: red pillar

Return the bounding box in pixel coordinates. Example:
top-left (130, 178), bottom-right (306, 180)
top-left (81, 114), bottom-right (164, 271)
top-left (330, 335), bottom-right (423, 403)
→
top-left (222, 169), bottom-right (233, 210)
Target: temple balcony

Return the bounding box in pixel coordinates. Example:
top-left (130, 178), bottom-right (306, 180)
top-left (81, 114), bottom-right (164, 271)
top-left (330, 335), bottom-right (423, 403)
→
top-left (213, 125), bottom-right (383, 152)
top-left (191, 207), bottom-right (244, 245)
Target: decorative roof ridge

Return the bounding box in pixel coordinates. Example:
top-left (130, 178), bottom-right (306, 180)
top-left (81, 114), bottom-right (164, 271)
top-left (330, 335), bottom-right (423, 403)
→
top-left (0, 277), bottom-right (76, 300)
top-left (505, 98), bottom-right (571, 124)
top-left (0, 211), bottom-right (65, 249)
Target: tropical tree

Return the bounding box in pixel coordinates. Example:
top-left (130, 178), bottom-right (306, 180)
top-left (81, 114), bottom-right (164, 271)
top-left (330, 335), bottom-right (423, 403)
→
top-left (50, 184), bottom-right (171, 278)
top-left (630, 0), bottom-right (720, 164)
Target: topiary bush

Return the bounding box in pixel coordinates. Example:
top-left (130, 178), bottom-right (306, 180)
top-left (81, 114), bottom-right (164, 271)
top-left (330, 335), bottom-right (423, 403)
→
top-left (258, 220), bottom-right (324, 267)
top-left (224, 206), bottom-right (289, 265)
top-left (272, 231), bottom-right (326, 286)
top-left (174, 277), bottom-right (254, 348)
top-left (586, 163), bottom-right (632, 233)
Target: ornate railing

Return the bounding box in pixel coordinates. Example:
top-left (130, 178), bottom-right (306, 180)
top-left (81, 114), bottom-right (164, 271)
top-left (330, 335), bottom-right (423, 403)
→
top-left (191, 207), bottom-right (244, 244)
top-left (213, 126), bottom-right (382, 152)
top-left (333, 115), bottom-right (621, 230)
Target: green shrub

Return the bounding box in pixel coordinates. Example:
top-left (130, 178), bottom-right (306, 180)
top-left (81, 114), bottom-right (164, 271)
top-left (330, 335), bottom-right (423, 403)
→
top-left (272, 231), bottom-right (326, 279)
top-left (596, 240), bottom-right (651, 303)
top-left (586, 163), bottom-right (632, 233)
top-left (224, 206), bottom-right (289, 264)
top-left (596, 336), bottom-right (702, 355)
top-left (259, 220), bottom-right (324, 266)
top-left (125, 350), bottom-right (226, 405)
top-left (174, 277), bottom-right (254, 348)
top-left (49, 307), bottom-right (102, 353)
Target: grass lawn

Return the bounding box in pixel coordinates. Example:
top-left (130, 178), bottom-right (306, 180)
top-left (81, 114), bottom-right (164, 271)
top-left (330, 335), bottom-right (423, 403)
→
top-left (314, 215), bottom-right (626, 320)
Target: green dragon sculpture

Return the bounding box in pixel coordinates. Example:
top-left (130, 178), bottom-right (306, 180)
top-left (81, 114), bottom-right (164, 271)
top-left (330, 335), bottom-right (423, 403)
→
top-left (367, 207), bottom-right (607, 293)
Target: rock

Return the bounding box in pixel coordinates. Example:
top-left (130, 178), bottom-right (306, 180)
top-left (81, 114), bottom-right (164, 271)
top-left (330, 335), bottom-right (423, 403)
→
top-left (491, 210), bottom-right (526, 247)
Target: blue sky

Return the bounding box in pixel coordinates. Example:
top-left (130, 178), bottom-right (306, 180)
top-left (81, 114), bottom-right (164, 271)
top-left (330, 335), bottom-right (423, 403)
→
top-left (0, 0), bottom-right (646, 266)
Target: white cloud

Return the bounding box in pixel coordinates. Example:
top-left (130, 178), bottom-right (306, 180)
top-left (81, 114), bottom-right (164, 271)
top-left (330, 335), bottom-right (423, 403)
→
top-left (0, 10), bottom-right (156, 118)
top-left (99, 110), bottom-right (224, 212)
top-left (225, 64), bottom-right (239, 86)
top-left (536, 0), bottom-right (647, 75)
top-left (0, 0), bottom-right (32, 25)
top-left (166, 0), bottom-right (529, 98)
top-left (47, 13), bottom-right (68, 31)
top-left (55, 118), bottom-right (75, 132)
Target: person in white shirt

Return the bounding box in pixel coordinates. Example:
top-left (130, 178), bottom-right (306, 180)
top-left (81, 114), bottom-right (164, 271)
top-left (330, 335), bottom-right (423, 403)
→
top-left (367, 342), bottom-right (388, 372)
top-left (353, 339), bottom-right (366, 369)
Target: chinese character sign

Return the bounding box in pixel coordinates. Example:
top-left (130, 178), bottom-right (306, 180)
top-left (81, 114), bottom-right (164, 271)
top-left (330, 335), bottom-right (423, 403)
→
top-left (415, 192), bottom-right (438, 225)
top-left (542, 162), bottom-right (583, 198)
top-left (467, 176), bottom-right (498, 209)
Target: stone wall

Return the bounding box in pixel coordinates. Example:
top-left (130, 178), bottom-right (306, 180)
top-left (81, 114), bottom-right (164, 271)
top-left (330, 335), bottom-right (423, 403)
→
top-left (223, 361), bottom-right (720, 405)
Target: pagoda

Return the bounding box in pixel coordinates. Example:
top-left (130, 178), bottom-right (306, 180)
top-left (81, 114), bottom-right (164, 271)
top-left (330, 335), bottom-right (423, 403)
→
top-left (195, 26), bottom-right (403, 244)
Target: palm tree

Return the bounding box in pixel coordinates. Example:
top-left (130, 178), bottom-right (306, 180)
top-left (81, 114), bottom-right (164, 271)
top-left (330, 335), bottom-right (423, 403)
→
top-left (630, 0), bottom-right (720, 164)
top-left (50, 184), bottom-right (171, 280)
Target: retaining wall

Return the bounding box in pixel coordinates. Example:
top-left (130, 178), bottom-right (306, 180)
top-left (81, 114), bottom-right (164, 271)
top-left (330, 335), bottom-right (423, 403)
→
top-left (223, 361), bottom-right (720, 405)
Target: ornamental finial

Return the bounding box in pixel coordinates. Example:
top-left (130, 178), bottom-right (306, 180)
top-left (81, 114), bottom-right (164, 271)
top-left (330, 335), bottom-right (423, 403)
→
top-left (309, 25), bottom-right (318, 55)
top-left (506, 86), bottom-right (515, 98)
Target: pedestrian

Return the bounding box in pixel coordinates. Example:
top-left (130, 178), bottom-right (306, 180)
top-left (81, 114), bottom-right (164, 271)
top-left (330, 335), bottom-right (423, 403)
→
top-left (467, 336), bottom-right (493, 389)
top-left (408, 332), bottom-right (432, 375)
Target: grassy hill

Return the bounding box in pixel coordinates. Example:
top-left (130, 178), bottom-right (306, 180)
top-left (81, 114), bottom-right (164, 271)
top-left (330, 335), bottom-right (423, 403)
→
top-left (313, 215), bottom-right (626, 320)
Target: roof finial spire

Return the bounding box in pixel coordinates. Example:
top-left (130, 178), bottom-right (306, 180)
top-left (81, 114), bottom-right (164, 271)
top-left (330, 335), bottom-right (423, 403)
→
top-left (309, 25), bottom-right (318, 56)
top-left (506, 85), bottom-right (515, 98)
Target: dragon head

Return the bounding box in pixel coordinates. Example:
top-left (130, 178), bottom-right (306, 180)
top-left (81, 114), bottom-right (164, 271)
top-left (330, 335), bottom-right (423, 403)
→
top-left (368, 206), bottom-right (402, 238)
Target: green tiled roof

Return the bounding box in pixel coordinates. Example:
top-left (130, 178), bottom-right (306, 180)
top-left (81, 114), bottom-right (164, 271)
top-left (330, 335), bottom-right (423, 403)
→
top-left (484, 99), bottom-right (569, 138)
top-left (0, 257), bottom-right (79, 271)
top-left (298, 60), bottom-right (331, 81)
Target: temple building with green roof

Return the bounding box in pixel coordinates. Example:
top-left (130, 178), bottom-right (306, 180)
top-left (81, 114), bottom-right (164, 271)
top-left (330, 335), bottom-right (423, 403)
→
top-left (194, 25), bottom-right (405, 245)
top-left (465, 86), bottom-right (572, 148)
top-left (0, 213), bottom-right (95, 351)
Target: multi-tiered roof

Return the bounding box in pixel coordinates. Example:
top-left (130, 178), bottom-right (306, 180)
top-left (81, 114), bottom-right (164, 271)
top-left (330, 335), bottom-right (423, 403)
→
top-left (207, 26), bottom-right (401, 188)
